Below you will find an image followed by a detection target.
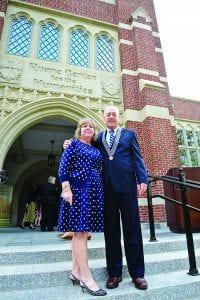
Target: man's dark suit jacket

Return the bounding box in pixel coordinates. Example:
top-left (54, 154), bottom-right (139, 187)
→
top-left (96, 128), bottom-right (147, 193)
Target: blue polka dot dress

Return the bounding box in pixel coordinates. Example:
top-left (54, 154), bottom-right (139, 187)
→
top-left (58, 139), bottom-right (104, 232)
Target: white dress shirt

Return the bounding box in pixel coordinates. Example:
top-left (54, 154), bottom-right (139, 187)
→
top-left (106, 128), bottom-right (118, 146)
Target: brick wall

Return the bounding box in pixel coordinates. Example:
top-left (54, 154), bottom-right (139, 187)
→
top-left (139, 204), bottom-right (166, 223)
top-left (116, 0), bottom-right (158, 27)
top-left (172, 97), bottom-right (200, 121)
top-left (0, 0), bottom-right (8, 38)
top-left (0, 18), bottom-right (4, 38)
top-left (19, 0), bottom-right (116, 24)
top-left (118, 0), bottom-right (181, 222)
top-left (126, 116), bottom-right (180, 222)
top-left (0, 0), bottom-right (7, 11)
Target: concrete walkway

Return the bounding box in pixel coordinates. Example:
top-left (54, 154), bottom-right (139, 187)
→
top-left (1, 223), bottom-right (200, 248)
top-left (0, 226), bottom-right (105, 248)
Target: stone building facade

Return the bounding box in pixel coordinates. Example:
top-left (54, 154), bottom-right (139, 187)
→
top-left (0, 0), bottom-right (199, 227)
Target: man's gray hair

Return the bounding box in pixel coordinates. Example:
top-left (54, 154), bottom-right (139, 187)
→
top-left (104, 106), bottom-right (119, 117)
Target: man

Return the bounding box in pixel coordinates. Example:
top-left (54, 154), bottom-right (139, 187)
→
top-left (41, 176), bottom-right (59, 231)
top-left (64, 106), bottom-right (148, 290)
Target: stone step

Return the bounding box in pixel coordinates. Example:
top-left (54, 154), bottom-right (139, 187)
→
top-left (0, 249), bottom-right (199, 290)
top-left (0, 270), bottom-right (199, 300)
top-left (1, 235), bottom-right (200, 265)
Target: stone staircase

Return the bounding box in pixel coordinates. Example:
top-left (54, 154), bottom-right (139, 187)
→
top-left (0, 225), bottom-right (200, 300)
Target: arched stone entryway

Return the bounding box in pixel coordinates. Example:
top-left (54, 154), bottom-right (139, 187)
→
top-left (0, 97), bottom-right (105, 226)
top-left (0, 97), bottom-right (105, 170)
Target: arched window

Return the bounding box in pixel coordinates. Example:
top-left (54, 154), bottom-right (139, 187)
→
top-left (69, 29), bottom-right (89, 67)
top-left (38, 22), bottom-right (60, 61)
top-left (7, 16), bottom-right (32, 57)
top-left (96, 35), bottom-right (114, 72)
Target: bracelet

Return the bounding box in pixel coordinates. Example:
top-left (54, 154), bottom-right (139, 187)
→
top-left (62, 182), bottom-right (70, 189)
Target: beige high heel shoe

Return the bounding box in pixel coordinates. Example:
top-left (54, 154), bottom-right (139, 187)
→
top-left (59, 232), bottom-right (92, 240)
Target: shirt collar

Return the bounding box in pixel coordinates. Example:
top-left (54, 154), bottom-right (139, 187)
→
top-left (106, 127), bottom-right (118, 134)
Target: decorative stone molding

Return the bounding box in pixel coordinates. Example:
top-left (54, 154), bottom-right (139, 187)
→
top-left (101, 77), bottom-right (121, 98)
top-left (155, 47), bottom-right (163, 53)
top-left (124, 106), bottom-right (175, 126)
top-left (99, 0), bottom-right (116, 4)
top-left (0, 12), bottom-right (6, 18)
top-left (139, 79), bottom-right (166, 91)
top-left (0, 81), bottom-right (123, 122)
top-left (122, 68), bottom-right (159, 77)
top-left (0, 60), bottom-right (23, 84)
top-left (131, 7), bottom-right (153, 23)
top-left (119, 39), bottom-right (133, 46)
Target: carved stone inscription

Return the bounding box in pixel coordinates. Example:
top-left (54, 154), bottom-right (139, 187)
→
top-left (27, 62), bottom-right (99, 97)
top-left (0, 58), bottom-right (121, 99)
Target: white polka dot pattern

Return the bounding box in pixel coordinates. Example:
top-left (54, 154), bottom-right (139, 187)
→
top-left (58, 139), bottom-right (104, 232)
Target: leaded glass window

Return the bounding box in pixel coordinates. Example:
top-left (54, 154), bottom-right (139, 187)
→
top-left (7, 16), bottom-right (32, 57)
top-left (196, 131), bottom-right (200, 147)
top-left (38, 23), bottom-right (60, 61)
top-left (176, 129), bottom-right (184, 146)
top-left (190, 150), bottom-right (198, 166)
top-left (186, 130), bottom-right (195, 146)
top-left (176, 126), bottom-right (200, 167)
top-left (69, 29), bottom-right (89, 67)
top-left (96, 35), bottom-right (114, 72)
top-left (179, 149), bottom-right (189, 166)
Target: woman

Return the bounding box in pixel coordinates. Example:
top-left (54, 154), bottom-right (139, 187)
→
top-left (21, 200), bottom-right (36, 229)
top-left (58, 118), bottom-right (106, 296)
top-left (20, 184), bottom-right (38, 229)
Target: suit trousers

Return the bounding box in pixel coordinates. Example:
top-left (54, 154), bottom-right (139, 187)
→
top-left (104, 187), bottom-right (145, 279)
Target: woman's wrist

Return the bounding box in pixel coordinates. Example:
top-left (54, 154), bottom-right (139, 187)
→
top-left (62, 181), bottom-right (71, 191)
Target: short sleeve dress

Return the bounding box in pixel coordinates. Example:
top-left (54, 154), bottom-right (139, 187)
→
top-left (58, 139), bottom-right (104, 233)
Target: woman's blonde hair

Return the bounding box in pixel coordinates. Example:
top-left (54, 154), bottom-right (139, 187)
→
top-left (74, 118), bottom-right (97, 143)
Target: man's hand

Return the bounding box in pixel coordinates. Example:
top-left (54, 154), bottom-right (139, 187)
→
top-left (63, 139), bottom-right (72, 150)
top-left (137, 183), bottom-right (147, 196)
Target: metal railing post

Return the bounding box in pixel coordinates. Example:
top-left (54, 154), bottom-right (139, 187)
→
top-left (147, 175), bottom-right (157, 241)
top-left (179, 168), bottom-right (199, 275)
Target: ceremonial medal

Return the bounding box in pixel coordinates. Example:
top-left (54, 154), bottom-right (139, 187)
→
top-left (102, 128), bottom-right (121, 161)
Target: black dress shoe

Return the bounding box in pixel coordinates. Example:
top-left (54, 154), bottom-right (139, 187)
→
top-left (69, 273), bottom-right (80, 285)
top-left (133, 277), bottom-right (148, 290)
top-left (106, 276), bottom-right (122, 289)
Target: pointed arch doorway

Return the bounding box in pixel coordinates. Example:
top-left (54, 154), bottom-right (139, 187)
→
top-left (0, 97), bottom-right (105, 226)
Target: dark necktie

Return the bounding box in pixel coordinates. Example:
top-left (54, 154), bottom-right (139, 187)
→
top-left (109, 130), bottom-right (115, 148)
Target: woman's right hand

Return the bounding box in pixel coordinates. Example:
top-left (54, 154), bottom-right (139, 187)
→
top-left (63, 139), bottom-right (72, 150)
top-left (63, 190), bottom-right (73, 206)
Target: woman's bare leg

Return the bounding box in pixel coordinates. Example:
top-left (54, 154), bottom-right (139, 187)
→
top-left (72, 232), bottom-right (99, 291)
top-left (71, 235), bottom-right (80, 278)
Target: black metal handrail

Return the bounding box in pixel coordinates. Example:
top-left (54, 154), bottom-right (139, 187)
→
top-left (147, 168), bottom-right (200, 276)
